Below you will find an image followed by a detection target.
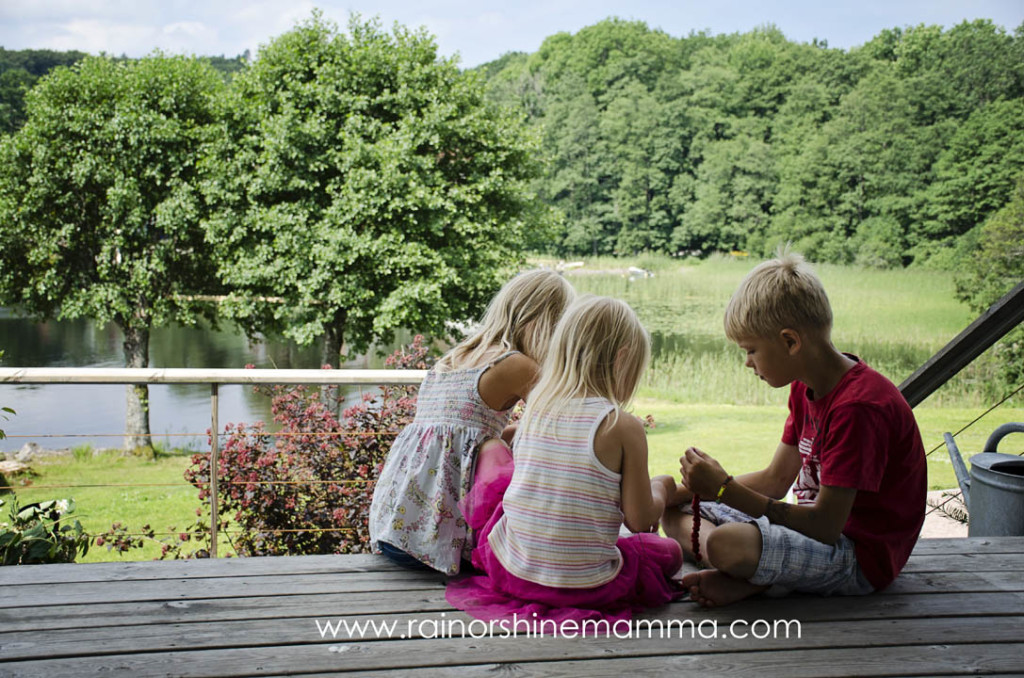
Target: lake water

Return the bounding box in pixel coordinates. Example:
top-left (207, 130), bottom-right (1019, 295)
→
top-left (0, 308), bottom-right (708, 453)
top-left (0, 311), bottom-right (401, 453)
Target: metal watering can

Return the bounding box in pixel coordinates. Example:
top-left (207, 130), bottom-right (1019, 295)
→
top-left (945, 423), bottom-right (1024, 537)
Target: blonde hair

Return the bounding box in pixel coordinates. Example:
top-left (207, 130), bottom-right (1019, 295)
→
top-left (436, 269), bottom-right (575, 371)
top-left (724, 248), bottom-right (833, 342)
top-left (520, 295), bottom-right (650, 434)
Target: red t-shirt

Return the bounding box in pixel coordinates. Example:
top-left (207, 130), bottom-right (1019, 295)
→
top-left (781, 357), bottom-right (926, 590)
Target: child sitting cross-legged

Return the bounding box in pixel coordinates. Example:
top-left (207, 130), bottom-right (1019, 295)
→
top-left (662, 250), bottom-right (927, 607)
top-left (446, 295), bottom-right (684, 625)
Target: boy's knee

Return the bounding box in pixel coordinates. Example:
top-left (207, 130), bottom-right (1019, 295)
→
top-left (706, 522), bottom-right (762, 578)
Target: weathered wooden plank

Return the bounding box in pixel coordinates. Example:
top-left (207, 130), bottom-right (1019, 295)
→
top-left (0, 610), bottom-right (1019, 667)
top-left (899, 552), bottom-right (1024, 573)
top-left (0, 554), bottom-right (406, 586)
top-left (2, 537), bottom-right (1016, 588)
top-left (655, 589), bottom-right (1024, 628)
top-left (1, 571), bottom-right (445, 609)
top-left (3, 636), bottom-right (1022, 677)
top-left (0, 609), bottom-right (1020, 664)
top-left (0, 589), bottom-right (455, 632)
top-left (11, 549), bottom-right (1005, 608)
top-left (3, 587), bottom-right (1023, 637)
top-left (883, 569), bottom-right (1024, 594)
top-left (6, 562), bottom-right (1015, 613)
top-left (908, 536), bottom-right (1024, 556)
top-left (0, 537), bottom-right (1016, 591)
top-left (2, 561), bottom-right (1018, 629)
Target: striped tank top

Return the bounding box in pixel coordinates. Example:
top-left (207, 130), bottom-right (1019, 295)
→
top-left (488, 397), bottom-right (624, 588)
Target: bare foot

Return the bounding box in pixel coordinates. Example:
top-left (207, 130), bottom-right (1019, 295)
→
top-left (678, 569), bottom-right (768, 608)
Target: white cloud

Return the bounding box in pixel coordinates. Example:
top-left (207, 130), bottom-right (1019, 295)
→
top-left (47, 19), bottom-right (158, 55)
top-left (163, 21), bottom-right (211, 39)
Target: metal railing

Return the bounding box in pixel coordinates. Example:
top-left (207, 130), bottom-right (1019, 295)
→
top-left (0, 367), bottom-right (427, 557)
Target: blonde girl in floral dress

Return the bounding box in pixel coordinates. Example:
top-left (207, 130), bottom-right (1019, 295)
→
top-left (369, 269), bottom-right (575, 574)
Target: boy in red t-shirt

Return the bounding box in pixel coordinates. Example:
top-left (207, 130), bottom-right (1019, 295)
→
top-left (661, 250), bottom-right (926, 607)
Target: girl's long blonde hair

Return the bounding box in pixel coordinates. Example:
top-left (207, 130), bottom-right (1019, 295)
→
top-left (519, 295), bottom-right (650, 434)
top-left (436, 269), bottom-right (575, 371)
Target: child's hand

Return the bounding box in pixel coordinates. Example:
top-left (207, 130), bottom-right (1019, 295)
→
top-left (679, 447), bottom-right (730, 498)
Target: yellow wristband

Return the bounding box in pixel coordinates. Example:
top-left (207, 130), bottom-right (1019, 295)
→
top-left (715, 475), bottom-right (734, 502)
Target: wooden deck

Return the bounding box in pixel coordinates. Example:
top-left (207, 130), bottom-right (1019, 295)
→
top-left (2, 537), bottom-right (1022, 677)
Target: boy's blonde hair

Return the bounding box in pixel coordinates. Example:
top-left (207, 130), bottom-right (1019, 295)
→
top-left (520, 295), bottom-right (650, 433)
top-left (724, 249), bottom-right (833, 341)
top-left (437, 269), bottom-right (575, 371)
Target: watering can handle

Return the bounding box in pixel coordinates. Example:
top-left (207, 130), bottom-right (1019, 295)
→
top-left (983, 423), bottom-right (1024, 453)
top-left (945, 432), bottom-right (971, 505)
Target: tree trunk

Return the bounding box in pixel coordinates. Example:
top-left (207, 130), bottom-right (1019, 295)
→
top-left (122, 324), bottom-right (151, 453)
top-left (320, 312), bottom-right (346, 369)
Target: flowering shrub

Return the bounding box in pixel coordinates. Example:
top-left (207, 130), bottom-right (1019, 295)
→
top-left (182, 337), bottom-right (430, 556)
top-left (0, 497), bottom-right (90, 565)
top-left (94, 510), bottom-right (215, 560)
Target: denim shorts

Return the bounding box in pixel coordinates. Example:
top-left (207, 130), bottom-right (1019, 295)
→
top-left (691, 502), bottom-right (874, 597)
top-left (376, 541), bottom-right (434, 571)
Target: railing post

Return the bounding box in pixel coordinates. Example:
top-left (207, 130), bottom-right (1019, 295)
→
top-left (210, 383), bottom-right (219, 558)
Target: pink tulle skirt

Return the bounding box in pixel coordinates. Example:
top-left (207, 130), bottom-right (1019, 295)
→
top-left (445, 443), bottom-right (684, 628)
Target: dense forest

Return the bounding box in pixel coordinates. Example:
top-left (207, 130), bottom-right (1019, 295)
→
top-left (2, 17), bottom-right (1023, 267)
top-left (477, 19), bottom-right (1024, 264)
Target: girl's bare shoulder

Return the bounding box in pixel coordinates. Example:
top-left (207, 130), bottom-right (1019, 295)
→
top-left (596, 408), bottom-right (644, 444)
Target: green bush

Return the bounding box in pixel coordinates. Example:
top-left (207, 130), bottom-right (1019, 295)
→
top-left (0, 497), bottom-right (90, 565)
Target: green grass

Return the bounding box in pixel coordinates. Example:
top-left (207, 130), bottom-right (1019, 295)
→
top-left (565, 254), bottom-right (997, 407)
top-left (8, 449), bottom-right (229, 563)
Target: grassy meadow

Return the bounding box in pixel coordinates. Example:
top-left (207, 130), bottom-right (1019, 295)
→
top-left (7, 254), bottom-right (1023, 563)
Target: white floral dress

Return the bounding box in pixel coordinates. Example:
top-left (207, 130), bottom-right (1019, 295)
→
top-left (369, 355), bottom-right (513, 574)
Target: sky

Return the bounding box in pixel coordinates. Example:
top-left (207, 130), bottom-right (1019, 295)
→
top-left (0, 1), bottom-right (1022, 68)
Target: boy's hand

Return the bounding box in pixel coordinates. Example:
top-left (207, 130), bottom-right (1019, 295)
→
top-left (679, 447), bottom-right (730, 498)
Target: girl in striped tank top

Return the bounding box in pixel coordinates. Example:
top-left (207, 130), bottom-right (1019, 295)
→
top-left (447, 295), bottom-right (684, 624)
top-left (369, 269), bottom-right (575, 574)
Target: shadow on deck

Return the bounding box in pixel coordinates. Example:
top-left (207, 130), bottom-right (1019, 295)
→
top-left (1, 536), bottom-right (1023, 677)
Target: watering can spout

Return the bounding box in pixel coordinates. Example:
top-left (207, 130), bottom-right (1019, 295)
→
top-left (944, 432), bottom-right (971, 505)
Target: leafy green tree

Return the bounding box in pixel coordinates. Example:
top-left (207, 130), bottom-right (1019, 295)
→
top-left (894, 20), bottom-right (1023, 124)
top-left (674, 120), bottom-right (776, 254)
top-left (600, 78), bottom-right (678, 253)
top-left (203, 13), bottom-right (544, 365)
top-left (921, 98), bottom-right (1024, 247)
top-left (770, 66), bottom-right (933, 264)
top-left (953, 176), bottom-right (1024, 391)
top-left (538, 78), bottom-right (608, 254)
top-left (0, 54), bottom-right (224, 451)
